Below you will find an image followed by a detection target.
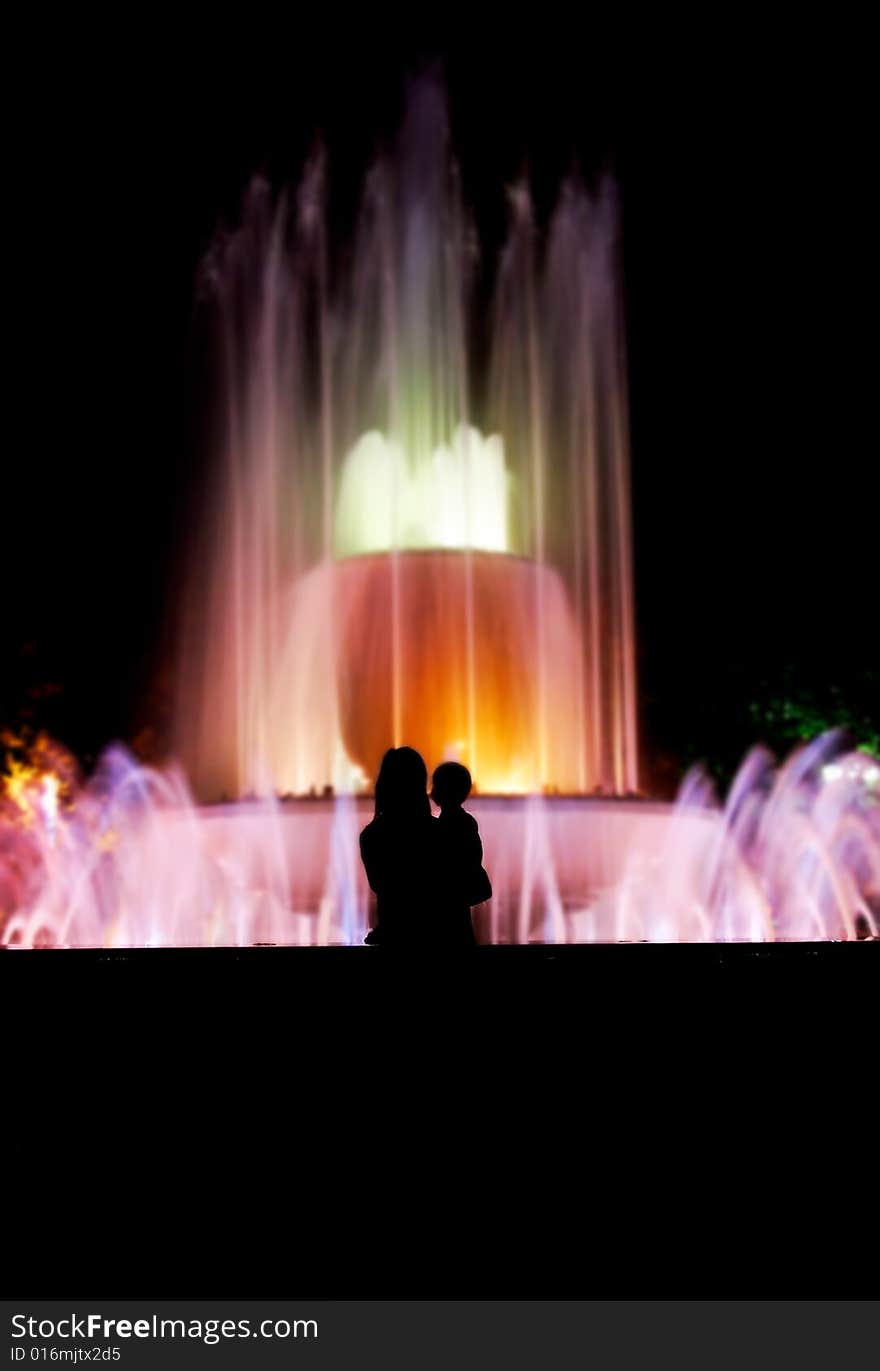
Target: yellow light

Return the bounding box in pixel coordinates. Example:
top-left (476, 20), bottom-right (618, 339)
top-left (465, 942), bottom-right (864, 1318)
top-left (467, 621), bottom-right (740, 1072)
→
top-left (333, 424), bottom-right (513, 557)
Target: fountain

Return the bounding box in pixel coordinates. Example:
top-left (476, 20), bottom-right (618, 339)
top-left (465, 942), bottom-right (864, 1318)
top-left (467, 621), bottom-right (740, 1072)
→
top-left (1, 78), bottom-right (878, 947)
top-left (175, 79), bottom-right (637, 800)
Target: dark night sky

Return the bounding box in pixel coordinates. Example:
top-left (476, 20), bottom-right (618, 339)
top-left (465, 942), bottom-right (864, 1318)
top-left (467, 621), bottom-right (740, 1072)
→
top-left (3, 20), bottom-right (875, 787)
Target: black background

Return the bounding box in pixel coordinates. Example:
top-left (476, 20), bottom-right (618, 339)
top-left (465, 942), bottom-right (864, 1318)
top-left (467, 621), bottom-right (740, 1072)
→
top-left (3, 17), bottom-right (876, 787)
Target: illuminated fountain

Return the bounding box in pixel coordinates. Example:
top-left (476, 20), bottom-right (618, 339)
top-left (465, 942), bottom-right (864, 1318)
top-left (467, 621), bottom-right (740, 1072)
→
top-left (175, 80), bottom-right (637, 801)
top-left (1, 79), bottom-right (878, 947)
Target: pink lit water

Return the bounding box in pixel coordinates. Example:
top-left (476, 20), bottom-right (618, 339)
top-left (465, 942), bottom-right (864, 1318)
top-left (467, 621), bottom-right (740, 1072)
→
top-left (2, 733), bottom-right (877, 947)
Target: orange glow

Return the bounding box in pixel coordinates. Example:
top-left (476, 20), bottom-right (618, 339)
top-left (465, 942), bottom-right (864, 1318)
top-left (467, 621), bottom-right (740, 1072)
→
top-left (331, 551), bottom-right (586, 794)
top-left (0, 730), bottom-right (78, 827)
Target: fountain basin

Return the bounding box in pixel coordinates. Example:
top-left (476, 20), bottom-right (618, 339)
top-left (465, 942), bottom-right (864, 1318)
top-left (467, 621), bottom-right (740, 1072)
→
top-left (193, 795), bottom-right (702, 946)
top-left (267, 550), bottom-right (589, 798)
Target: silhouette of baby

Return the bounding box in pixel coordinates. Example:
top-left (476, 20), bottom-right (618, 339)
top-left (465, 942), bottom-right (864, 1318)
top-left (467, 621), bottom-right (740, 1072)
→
top-left (430, 761), bottom-right (492, 944)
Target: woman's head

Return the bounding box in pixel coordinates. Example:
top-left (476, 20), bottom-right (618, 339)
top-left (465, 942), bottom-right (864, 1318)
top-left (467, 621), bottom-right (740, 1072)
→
top-left (374, 747), bottom-right (430, 818)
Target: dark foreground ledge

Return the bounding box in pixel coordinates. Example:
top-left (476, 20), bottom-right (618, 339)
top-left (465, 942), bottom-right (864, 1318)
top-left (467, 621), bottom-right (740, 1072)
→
top-left (5, 937), bottom-right (876, 1301)
top-left (4, 939), bottom-right (877, 1006)
top-left (2, 939), bottom-right (877, 964)
top-left (5, 941), bottom-right (875, 1052)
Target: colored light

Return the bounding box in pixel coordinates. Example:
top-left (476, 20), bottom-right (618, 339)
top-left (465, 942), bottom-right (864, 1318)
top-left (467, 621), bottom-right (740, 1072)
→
top-left (333, 425), bottom-right (512, 558)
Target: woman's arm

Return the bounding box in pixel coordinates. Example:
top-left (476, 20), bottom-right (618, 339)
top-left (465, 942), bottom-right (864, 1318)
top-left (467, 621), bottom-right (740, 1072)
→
top-left (359, 826), bottom-right (385, 895)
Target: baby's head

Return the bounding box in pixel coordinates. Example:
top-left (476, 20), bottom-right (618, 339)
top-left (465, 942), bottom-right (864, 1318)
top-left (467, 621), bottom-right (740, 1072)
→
top-left (431, 761), bottom-right (472, 811)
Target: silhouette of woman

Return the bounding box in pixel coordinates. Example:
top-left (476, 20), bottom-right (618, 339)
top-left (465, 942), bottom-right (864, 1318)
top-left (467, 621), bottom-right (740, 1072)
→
top-left (359, 747), bottom-right (438, 945)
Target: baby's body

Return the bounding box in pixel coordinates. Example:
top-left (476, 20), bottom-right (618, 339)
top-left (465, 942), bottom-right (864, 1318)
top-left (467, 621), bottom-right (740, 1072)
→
top-left (431, 762), bottom-right (493, 945)
top-left (437, 805), bottom-right (483, 874)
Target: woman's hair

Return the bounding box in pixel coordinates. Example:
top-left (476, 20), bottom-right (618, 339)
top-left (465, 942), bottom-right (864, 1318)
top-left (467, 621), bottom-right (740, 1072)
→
top-left (374, 747), bottom-right (430, 819)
